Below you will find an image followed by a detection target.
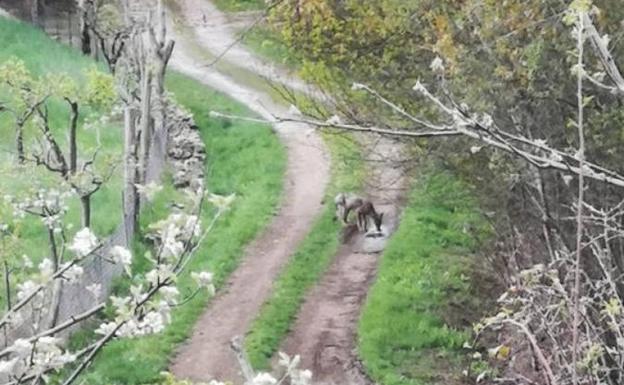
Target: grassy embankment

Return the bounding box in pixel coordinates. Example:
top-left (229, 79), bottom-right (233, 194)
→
top-left (0, 16), bottom-right (287, 385)
top-left (358, 172), bottom-right (491, 385)
top-left (0, 18), bottom-right (123, 298)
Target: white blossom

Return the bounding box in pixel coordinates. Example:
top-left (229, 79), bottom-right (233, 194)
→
top-left (86, 283), bottom-right (101, 299)
top-left (480, 113), bottom-right (493, 129)
top-left (430, 56), bottom-right (445, 73)
top-left (291, 369), bottom-right (312, 385)
top-left (0, 358), bottom-right (18, 375)
top-left (69, 228), bottom-right (98, 257)
top-left (287, 104), bottom-right (302, 116)
top-left (160, 286), bottom-right (179, 304)
top-left (135, 182), bottom-right (163, 202)
top-left (412, 80), bottom-right (426, 93)
top-left (146, 264), bottom-right (175, 286)
top-left (191, 271), bottom-right (214, 288)
top-left (38, 258), bottom-right (54, 283)
top-left (95, 321), bottom-right (117, 336)
top-left (130, 284), bottom-right (146, 303)
top-left (191, 271), bottom-right (215, 296)
top-left (64, 265), bottom-right (84, 284)
top-left (207, 193), bottom-right (236, 212)
top-left (110, 245), bottom-right (132, 276)
top-left (10, 339), bottom-right (32, 358)
top-left (252, 372), bottom-right (277, 385)
top-left (326, 115), bottom-right (342, 125)
top-left (16, 280), bottom-right (38, 301)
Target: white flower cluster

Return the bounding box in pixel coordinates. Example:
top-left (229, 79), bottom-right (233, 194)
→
top-left (68, 228), bottom-right (99, 258)
top-left (135, 181), bottom-right (163, 203)
top-left (207, 193), bottom-right (235, 212)
top-left (94, 287), bottom-right (174, 338)
top-left (110, 245), bottom-right (133, 276)
top-left (247, 353), bottom-right (312, 385)
top-left (8, 188), bottom-right (71, 231)
top-left (147, 212), bottom-right (201, 261)
top-left (0, 337), bottom-right (77, 378)
top-left (191, 271), bottom-right (215, 295)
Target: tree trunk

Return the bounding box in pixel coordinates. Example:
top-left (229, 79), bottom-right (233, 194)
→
top-left (123, 106), bottom-right (139, 245)
top-left (16, 123), bottom-right (24, 164)
top-left (3, 262), bottom-right (11, 311)
top-left (69, 101), bottom-right (79, 174)
top-left (138, 67), bottom-right (152, 186)
top-left (47, 225), bottom-right (62, 329)
top-left (48, 227), bottom-right (59, 268)
top-left (30, 0), bottom-right (41, 28)
top-left (47, 280), bottom-right (62, 329)
top-left (80, 195), bottom-right (91, 228)
top-left (79, 4), bottom-right (91, 55)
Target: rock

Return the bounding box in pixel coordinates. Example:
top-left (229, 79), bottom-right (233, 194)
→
top-left (165, 103), bottom-right (206, 191)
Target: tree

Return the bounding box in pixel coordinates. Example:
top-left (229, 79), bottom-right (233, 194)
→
top-left (0, 58), bottom-right (48, 164)
top-left (236, 0), bottom-right (624, 383)
top-left (0, 60), bottom-right (117, 228)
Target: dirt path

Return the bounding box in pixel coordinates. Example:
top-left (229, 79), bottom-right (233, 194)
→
top-left (167, 0), bottom-right (330, 383)
top-left (168, 2), bottom-right (407, 384)
top-left (278, 138), bottom-right (406, 385)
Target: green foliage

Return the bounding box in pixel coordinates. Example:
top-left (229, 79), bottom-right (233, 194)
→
top-left (358, 172), bottom-right (490, 385)
top-left (244, 132), bottom-right (365, 369)
top-left (78, 72), bottom-right (286, 385)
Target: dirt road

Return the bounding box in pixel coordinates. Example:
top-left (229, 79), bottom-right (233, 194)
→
top-left (278, 138), bottom-right (406, 385)
top-left (167, 0), bottom-right (330, 383)
top-left (168, 2), bottom-right (406, 384)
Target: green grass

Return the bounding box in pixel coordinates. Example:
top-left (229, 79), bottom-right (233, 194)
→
top-left (358, 172), bottom-right (490, 385)
top-left (244, 131), bottom-right (365, 369)
top-left (212, 0), bottom-right (265, 12)
top-left (78, 72), bottom-right (286, 385)
top-left (0, 17), bottom-right (122, 297)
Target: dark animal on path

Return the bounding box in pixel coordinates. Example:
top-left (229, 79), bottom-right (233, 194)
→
top-left (356, 201), bottom-right (384, 233)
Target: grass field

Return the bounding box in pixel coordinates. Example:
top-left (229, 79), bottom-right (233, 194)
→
top-left (358, 172), bottom-right (490, 385)
top-left (244, 132), bottom-right (365, 369)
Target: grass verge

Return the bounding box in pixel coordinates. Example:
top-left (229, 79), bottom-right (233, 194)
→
top-left (358, 172), bottom-right (491, 385)
top-left (244, 132), bottom-right (365, 369)
top-left (212, 0), bottom-right (265, 12)
top-left (75, 72), bottom-right (286, 385)
top-left (241, 27), bottom-right (298, 70)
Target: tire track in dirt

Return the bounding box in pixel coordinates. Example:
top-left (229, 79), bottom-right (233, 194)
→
top-left (277, 138), bottom-right (406, 385)
top-left (166, 0), bottom-right (330, 383)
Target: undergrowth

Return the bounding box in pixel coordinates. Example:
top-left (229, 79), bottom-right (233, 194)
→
top-left (358, 172), bottom-right (491, 385)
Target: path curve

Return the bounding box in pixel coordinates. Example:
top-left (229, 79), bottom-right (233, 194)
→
top-left (167, 0), bottom-right (330, 383)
